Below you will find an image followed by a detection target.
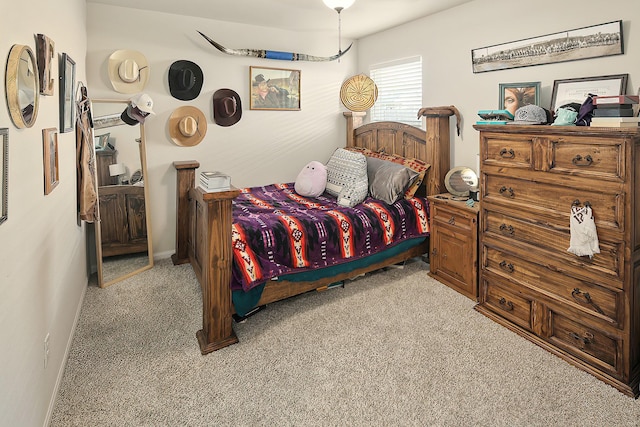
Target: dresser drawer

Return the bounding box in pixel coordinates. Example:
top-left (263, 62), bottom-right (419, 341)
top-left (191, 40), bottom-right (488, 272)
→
top-left (481, 276), bottom-right (533, 331)
top-left (484, 174), bottom-right (624, 233)
top-left (546, 310), bottom-right (622, 378)
top-left (482, 134), bottom-right (533, 169)
top-left (482, 243), bottom-right (623, 326)
top-left (548, 137), bottom-right (624, 182)
top-left (482, 208), bottom-right (624, 286)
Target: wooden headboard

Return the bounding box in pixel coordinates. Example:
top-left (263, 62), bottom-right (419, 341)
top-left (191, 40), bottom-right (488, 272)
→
top-left (343, 108), bottom-right (454, 196)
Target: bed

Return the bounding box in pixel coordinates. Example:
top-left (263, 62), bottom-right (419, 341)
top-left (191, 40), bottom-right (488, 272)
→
top-left (172, 108), bottom-right (457, 354)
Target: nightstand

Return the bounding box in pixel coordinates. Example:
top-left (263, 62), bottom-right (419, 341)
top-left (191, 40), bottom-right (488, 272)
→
top-left (427, 193), bottom-right (479, 300)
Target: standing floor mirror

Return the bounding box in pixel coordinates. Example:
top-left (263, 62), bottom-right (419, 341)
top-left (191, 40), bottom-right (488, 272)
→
top-left (91, 99), bottom-right (153, 287)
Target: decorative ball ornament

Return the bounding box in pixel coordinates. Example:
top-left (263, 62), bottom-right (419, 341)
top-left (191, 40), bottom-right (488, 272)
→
top-left (340, 74), bottom-right (378, 112)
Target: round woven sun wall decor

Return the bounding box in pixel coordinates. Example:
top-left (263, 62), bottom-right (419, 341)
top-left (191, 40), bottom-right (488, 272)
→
top-left (340, 74), bottom-right (378, 112)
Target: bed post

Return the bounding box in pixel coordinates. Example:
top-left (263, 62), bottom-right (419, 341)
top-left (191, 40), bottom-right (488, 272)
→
top-left (172, 161), bottom-right (200, 265)
top-left (343, 111), bottom-right (366, 147)
top-left (418, 106), bottom-right (458, 196)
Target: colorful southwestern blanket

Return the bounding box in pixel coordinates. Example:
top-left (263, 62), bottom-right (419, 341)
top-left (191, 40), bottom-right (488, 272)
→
top-left (231, 183), bottom-right (430, 292)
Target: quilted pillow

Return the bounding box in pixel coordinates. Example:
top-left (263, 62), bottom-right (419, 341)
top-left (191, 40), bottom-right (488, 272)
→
top-left (346, 147), bottom-right (430, 198)
top-left (366, 157), bottom-right (419, 204)
top-left (325, 148), bottom-right (368, 207)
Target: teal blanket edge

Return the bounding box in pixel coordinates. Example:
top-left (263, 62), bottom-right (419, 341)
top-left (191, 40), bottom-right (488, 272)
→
top-left (232, 237), bottom-right (426, 317)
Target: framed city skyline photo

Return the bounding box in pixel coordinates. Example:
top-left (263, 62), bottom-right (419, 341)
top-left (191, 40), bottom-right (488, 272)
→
top-left (472, 20), bottom-right (623, 73)
top-left (250, 66), bottom-right (300, 111)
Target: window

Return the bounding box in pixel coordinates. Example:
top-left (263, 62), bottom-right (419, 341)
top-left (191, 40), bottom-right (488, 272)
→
top-left (370, 56), bottom-right (422, 127)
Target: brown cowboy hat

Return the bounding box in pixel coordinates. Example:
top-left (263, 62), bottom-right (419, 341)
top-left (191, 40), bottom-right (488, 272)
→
top-left (168, 106), bottom-right (207, 146)
top-left (212, 88), bottom-right (242, 127)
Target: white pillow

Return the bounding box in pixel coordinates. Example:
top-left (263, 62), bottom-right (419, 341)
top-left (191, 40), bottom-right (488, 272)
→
top-left (325, 148), bottom-right (368, 207)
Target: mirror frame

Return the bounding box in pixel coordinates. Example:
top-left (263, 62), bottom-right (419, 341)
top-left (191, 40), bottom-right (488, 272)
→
top-left (0, 128), bottom-right (8, 225)
top-left (5, 44), bottom-right (40, 129)
top-left (92, 99), bottom-right (154, 288)
top-left (444, 166), bottom-right (478, 197)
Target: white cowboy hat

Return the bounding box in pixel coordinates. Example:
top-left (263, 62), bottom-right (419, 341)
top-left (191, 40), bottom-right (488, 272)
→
top-left (108, 49), bottom-right (150, 94)
top-left (168, 106), bottom-right (208, 147)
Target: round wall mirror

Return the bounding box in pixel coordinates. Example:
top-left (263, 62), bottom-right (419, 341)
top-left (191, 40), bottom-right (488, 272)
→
top-left (5, 44), bottom-right (40, 129)
top-left (444, 166), bottom-right (478, 197)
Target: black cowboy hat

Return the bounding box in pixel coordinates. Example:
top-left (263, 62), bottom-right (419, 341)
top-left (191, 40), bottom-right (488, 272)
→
top-left (168, 60), bottom-right (204, 101)
top-left (213, 88), bottom-right (242, 127)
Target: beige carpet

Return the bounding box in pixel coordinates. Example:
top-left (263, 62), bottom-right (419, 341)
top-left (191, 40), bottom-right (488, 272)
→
top-left (50, 258), bottom-right (640, 426)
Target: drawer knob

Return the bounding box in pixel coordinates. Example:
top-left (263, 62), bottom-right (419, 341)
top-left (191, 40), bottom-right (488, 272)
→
top-left (448, 216), bottom-right (456, 225)
top-left (499, 260), bottom-right (514, 273)
top-left (571, 288), bottom-right (605, 315)
top-left (499, 148), bottom-right (515, 159)
top-left (498, 297), bottom-right (514, 311)
top-left (499, 223), bottom-right (514, 235)
top-left (569, 331), bottom-right (594, 345)
top-left (499, 186), bottom-right (515, 198)
top-left (572, 154), bottom-right (593, 166)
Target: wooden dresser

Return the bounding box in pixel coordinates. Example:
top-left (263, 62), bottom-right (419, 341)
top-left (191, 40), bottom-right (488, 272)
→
top-left (474, 124), bottom-right (640, 397)
top-left (428, 193), bottom-right (479, 300)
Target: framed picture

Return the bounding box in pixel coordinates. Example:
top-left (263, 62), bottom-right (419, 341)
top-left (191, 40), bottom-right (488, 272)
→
top-left (250, 66), bottom-right (301, 111)
top-left (43, 128), bottom-right (59, 195)
top-left (35, 34), bottom-right (55, 96)
top-left (472, 20), bottom-right (623, 73)
top-left (0, 128), bottom-right (8, 225)
top-left (94, 132), bottom-right (110, 150)
top-left (59, 53), bottom-right (76, 133)
top-left (550, 74), bottom-right (628, 113)
top-left (93, 113), bottom-right (125, 130)
top-left (499, 82), bottom-right (541, 116)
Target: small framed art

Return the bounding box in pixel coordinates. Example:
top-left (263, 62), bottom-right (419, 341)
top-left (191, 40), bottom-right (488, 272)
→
top-left (43, 128), bottom-right (59, 195)
top-left (550, 74), bottom-right (628, 113)
top-left (59, 53), bottom-right (76, 133)
top-left (0, 128), bottom-right (8, 225)
top-left (499, 82), bottom-right (541, 116)
top-left (35, 34), bottom-right (55, 96)
top-left (250, 66), bottom-right (300, 111)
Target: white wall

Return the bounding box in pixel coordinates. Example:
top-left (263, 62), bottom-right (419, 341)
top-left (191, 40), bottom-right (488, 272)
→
top-left (357, 0), bottom-right (640, 173)
top-left (86, 4), bottom-right (358, 258)
top-left (0, 1), bottom-right (87, 426)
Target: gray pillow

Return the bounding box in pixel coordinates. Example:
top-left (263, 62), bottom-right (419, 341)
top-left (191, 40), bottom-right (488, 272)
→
top-left (366, 157), bottom-right (419, 204)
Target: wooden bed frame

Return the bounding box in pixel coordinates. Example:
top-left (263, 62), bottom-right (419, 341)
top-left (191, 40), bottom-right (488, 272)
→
top-left (172, 108), bottom-right (457, 354)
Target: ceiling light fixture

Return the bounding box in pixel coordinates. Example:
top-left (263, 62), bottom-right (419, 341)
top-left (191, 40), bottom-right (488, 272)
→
top-left (323, 0), bottom-right (355, 61)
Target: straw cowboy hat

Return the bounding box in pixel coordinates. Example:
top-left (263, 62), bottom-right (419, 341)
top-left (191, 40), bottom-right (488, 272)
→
top-left (108, 49), bottom-right (150, 94)
top-left (168, 106), bottom-right (208, 146)
top-left (168, 60), bottom-right (204, 101)
top-left (212, 88), bottom-right (242, 127)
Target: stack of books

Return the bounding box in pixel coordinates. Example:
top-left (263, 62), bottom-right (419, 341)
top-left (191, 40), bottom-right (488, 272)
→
top-left (199, 171), bottom-right (231, 192)
top-left (591, 95), bottom-right (639, 128)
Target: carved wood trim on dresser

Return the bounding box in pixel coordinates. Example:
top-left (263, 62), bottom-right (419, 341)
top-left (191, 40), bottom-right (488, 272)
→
top-left (473, 124), bottom-right (640, 398)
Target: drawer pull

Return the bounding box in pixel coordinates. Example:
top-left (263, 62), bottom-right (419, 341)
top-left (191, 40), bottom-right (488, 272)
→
top-left (571, 288), bottom-right (605, 315)
top-left (431, 248), bottom-right (438, 257)
top-left (448, 216), bottom-right (456, 225)
top-left (499, 186), bottom-right (515, 198)
top-left (499, 223), bottom-right (514, 235)
top-left (499, 260), bottom-right (514, 273)
top-left (572, 154), bottom-right (593, 166)
top-left (499, 148), bottom-right (515, 158)
top-left (498, 297), bottom-right (514, 311)
top-left (569, 331), bottom-right (594, 345)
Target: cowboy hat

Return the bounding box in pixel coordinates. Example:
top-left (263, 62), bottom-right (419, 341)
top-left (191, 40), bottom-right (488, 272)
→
top-left (108, 49), bottom-right (150, 94)
top-left (212, 88), bottom-right (242, 127)
top-left (168, 106), bottom-right (208, 146)
top-left (120, 93), bottom-right (156, 125)
top-left (168, 60), bottom-right (203, 101)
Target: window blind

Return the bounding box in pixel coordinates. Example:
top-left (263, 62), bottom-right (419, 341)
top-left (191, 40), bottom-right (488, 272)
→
top-left (370, 56), bottom-right (422, 127)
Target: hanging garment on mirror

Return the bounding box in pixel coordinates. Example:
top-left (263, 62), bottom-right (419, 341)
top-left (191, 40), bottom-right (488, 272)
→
top-left (76, 85), bottom-right (98, 222)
